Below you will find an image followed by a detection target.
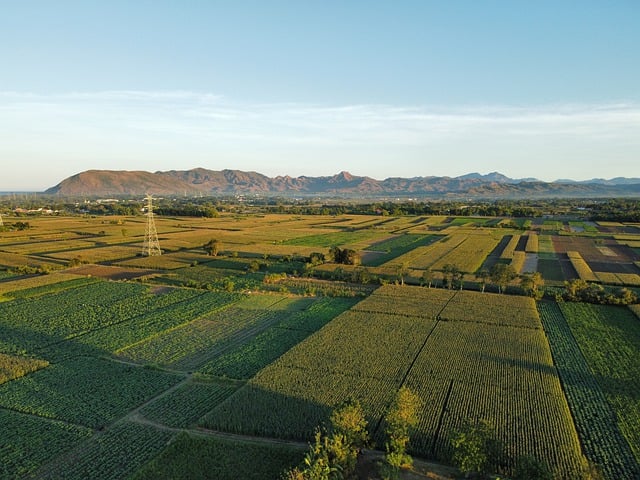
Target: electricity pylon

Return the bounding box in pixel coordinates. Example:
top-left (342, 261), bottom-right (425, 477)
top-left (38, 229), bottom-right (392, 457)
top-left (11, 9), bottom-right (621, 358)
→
top-left (141, 194), bottom-right (161, 256)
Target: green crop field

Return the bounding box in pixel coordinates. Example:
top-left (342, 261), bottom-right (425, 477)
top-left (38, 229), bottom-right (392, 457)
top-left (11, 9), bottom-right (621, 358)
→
top-left (1, 212), bottom-right (640, 479)
top-left (131, 433), bottom-right (306, 480)
top-left (201, 286), bottom-right (584, 478)
top-left (559, 303), bottom-right (640, 464)
top-left (537, 301), bottom-right (639, 479)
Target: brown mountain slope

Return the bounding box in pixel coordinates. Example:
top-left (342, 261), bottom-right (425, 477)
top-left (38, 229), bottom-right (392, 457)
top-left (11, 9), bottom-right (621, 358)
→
top-left (44, 168), bottom-right (640, 198)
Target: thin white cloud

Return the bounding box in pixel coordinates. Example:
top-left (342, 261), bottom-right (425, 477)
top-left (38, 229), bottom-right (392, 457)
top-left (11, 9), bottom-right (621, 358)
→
top-left (1, 90), bottom-right (639, 189)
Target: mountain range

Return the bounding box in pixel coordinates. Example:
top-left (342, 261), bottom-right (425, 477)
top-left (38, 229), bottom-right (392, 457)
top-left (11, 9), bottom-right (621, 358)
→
top-left (44, 168), bottom-right (640, 198)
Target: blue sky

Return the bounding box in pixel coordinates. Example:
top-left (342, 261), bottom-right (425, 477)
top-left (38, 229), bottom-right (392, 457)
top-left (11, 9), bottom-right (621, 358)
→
top-left (1, 1), bottom-right (639, 190)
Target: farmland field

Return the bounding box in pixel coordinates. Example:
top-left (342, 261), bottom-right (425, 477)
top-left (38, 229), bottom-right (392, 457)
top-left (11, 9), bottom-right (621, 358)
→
top-left (1, 211), bottom-right (640, 479)
top-left (201, 286), bottom-right (584, 478)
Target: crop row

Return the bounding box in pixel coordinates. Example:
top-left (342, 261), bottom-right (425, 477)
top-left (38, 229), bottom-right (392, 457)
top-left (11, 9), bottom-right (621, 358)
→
top-left (410, 320), bottom-right (554, 394)
top-left (200, 365), bottom-right (398, 441)
top-left (429, 233), bottom-right (502, 273)
top-left (3, 275), bottom-right (100, 299)
top-left (525, 233), bottom-right (539, 253)
top-left (198, 296), bottom-right (359, 379)
top-left (271, 310), bottom-right (436, 383)
top-left (281, 230), bottom-right (379, 248)
top-left (0, 356), bottom-right (180, 429)
top-left (0, 281), bottom-right (179, 352)
top-left (559, 302), bottom-right (640, 465)
top-left (537, 301), bottom-right (639, 479)
top-left (352, 285), bottom-right (455, 318)
top-left (0, 408), bottom-right (93, 479)
top-left (201, 285), bottom-right (583, 478)
top-left (198, 326), bottom-right (311, 380)
top-left (115, 304), bottom-right (285, 369)
top-left (567, 251), bottom-right (598, 281)
top-left (402, 305), bottom-right (582, 477)
top-left (139, 380), bottom-right (238, 428)
top-left (499, 234), bottom-right (521, 259)
top-left (131, 432), bottom-right (305, 480)
top-left (363, 233), bottom-right (439, 267)
top-left (509, 251), bottom-right (526, 274)
top-left (432, 378), bottom-right (583, 477)
top-left (383, 234), bottom-right (466, 269)
top-left (438, 290), bottom-right (540, 328)
top-left (49, 290), bottom-right (241, 360)
top-left (592, 271), bottom-right (640, 286)
top-left (39, 421), bottom-right (175, 480)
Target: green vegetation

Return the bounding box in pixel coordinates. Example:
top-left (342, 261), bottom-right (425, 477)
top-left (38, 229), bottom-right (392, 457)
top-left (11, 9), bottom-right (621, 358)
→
top-left (451, 420), bottom-right (502, 478)
top-left (0, 409), bottom-right (93, 478)
top-left (382, 387), bottom-right (421, 473)
top-left (537, 301), bottom-right (639, 479)
top-left (133, 433), bottom-right (305, 480)
top-left (364, 234), bottom-right (439, 267)
top-left (0, 209), bottom-right (638, 479)
top-left (39, 421), bottom-right (175, 480)
top-left (559, 303), bottom-right (640, 463)
top-left (202, 287), bottom-right (583, 479)
top-left (284, 399), bottom-right (369, 479)
top-left (0, 356), bottom-right (180, 429)
top-left (139, 380), bottom-right (238, 428)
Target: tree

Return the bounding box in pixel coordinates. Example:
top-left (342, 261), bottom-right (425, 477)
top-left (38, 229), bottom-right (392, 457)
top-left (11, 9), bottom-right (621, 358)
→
top-left (330, 398), bottom-right (369, 451)
top-left (421, 268), bottom-right (434, 288)
top-left (520, 272), bottom-right (544, 299)
top-left (396, 262), bottom-right (409, 286)
top-left (204, 239), bottom-right (221, 257)
top-left (475, 269), bottom-right (490, 293)
top-left (490, 263), bottom-right (517, 294)
top-left (442, 264), bottom-right (461, 290)
top-left (513, 455), bottom-right (553, 480)
top-left (283, 401), bottom-right (369, 480)
top-left (383, 387), bottom-right (421, 473)
top-left (451, 419), bottom-right (502, 478)
top-left (329, 398), bottom-right (369, 477)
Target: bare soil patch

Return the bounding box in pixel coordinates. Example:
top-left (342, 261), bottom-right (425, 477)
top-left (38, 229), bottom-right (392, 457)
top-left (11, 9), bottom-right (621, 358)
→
top-left (66, 264), bottom-right (160, 280)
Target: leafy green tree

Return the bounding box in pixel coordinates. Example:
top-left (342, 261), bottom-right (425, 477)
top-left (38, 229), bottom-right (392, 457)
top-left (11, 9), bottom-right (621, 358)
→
top-left (204, 239), bottom-right (221, 256)
top-left (396, 262), bottom-right (409, 286)
top-left (475, 269), bottom-right (490, 293)
top-left (513, 455), bottom-right (553, 480)
top-left (451, 419), bottom-right (502, 478)
top-left (442, 264), bottom-right (462, 290)
top-left (330, 398), bottom-right (369, 451)
top-left (283, 401), bottom-right (369, 480)
top-left (421, 268), bottom-right (433, 288)
top-left (520, 272), bottom-right (544, 299)
top-left (490, 263), bottom-right (517, 293)
top-left (383, 387), bottom-right (421, 473)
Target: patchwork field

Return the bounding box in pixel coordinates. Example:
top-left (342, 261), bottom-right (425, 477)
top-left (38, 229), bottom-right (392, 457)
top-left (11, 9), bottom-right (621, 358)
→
top-left (1, 212), bottom-right (639, 479)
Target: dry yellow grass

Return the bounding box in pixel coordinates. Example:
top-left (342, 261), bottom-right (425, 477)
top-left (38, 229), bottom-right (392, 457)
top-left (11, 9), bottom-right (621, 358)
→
top-left (500, 234), bottom-right (521, 259)
top-left (430, 233), bottom-right (502, 273)
top-left (567, 251), bottom-right (598, 282)
top-left (525, 233), bottom-right (539, 253)
top-left (384, 234), bottom-right (466, 269)
top-left (616, 273), bottom-right (640, 287)
top-left (0, 272), bottom-right (80, 295)
top-left (594, 272), bottom-right (622, 285)
top-left (510, 251), bottom-right (526, 274)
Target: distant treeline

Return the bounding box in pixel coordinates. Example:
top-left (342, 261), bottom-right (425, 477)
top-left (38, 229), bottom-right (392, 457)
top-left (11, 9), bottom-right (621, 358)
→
top-left (1, 196), bottom-right (639, 221)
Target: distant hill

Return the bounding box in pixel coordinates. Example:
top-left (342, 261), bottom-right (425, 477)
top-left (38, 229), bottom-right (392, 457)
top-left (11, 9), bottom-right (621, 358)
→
top-left (45, 168), bottom-right (640, 198)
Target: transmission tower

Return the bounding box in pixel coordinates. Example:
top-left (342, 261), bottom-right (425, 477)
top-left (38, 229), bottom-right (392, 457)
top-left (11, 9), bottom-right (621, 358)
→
top-left (0, 213), bottom-right (3, 227)
top-left (141, 194), bottom-right (161, 256)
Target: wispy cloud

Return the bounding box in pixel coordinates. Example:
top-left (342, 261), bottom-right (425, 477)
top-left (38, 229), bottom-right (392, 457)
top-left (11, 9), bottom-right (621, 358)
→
top-left (1, 90), bottom-right (639, 188)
